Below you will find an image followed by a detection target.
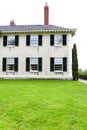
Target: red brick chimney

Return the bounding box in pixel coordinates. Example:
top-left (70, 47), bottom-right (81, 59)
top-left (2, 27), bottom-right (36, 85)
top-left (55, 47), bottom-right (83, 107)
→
top-left (44, 3), bottom-right (49, 25)
top-left (10, 20), bottom-right (16, 26)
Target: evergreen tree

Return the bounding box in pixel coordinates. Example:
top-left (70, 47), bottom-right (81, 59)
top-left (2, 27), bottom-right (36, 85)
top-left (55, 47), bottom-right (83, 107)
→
top-left (72, 44), bottom-right (78, 80)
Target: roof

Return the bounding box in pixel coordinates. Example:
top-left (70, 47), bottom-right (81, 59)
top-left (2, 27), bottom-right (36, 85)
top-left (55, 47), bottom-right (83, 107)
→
top-left (0, 25), bottom-right (76, 34)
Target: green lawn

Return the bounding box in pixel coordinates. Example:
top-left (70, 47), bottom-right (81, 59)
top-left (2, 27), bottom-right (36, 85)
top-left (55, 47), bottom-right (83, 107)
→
top-left (0, 80), bottom-right (87, 130)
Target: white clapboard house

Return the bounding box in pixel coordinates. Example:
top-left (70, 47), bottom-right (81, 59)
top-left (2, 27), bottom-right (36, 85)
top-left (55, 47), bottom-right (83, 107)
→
top-left (0, 4), bottom-right (76, 79)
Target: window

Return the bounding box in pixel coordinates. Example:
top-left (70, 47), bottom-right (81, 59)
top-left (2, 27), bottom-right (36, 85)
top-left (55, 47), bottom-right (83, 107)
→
top-left (30, 58), bottom-right (38, 71)
top-left (7, 36), bottom-right (15, 46)
top-left (50, 35), bottom-right (67, 46)
top-left (54, 35), bottom-right (62, 46)
top-left (26, 57), bottom-right (42, 72)
top-left (54, 58), bottom-right (63, 71)
top-left (2, 58), bottom-right (18, 72)
top-left (3, 35), bottom-right (19, 46)
top-left (6, 58), bottom-right (14, 71)
top-left (30, 36), bottom-right (38, 46)
top-left (26, 35), bottom-right (42, 46)
top-left (50, 57), bottom-right (67, 72)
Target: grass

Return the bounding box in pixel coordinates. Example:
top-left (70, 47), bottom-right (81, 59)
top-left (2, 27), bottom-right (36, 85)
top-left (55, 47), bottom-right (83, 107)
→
top-left (0, 80), bottom-right (87, 130)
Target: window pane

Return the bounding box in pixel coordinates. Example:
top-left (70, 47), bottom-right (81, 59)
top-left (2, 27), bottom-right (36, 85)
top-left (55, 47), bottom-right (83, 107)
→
top-left (7, 58), bottom-right (14, 71)
top-left (31, 64), bottom-right (38, 70)
top-left (30, 58), bottom-right (38, 71)
top-left (30, 36), bottom-right (38, 46)
top-left (30, 58), bottom-right (38, 64)
top-left (7, 58), bottom-right (14, 64)
top-left (55, 64), bottom-right (62, 70)
top-left (54, 35), bottom-right (62, 45)
top-left (54, 58), bottom-right (62, 64)
top-left (7, 64), bottom-right (14, 70)
top-left (7, 36), bottom-right (15, 46)
top-left (54, 58), bottom-right (63, 71)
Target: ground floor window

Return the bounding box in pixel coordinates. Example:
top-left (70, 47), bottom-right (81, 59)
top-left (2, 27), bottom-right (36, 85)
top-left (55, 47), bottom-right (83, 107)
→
top-left (30, 58), bottom-right (38, 72)
top-left (26, 57), bottom-right (42, 72)
top-left (6, 58), bottom-right (14, 71)
top-left (54, 58), bottom-right (63, 71)
top-left (50, 57), bottom-right (67, 72)
top-left (2, 57), bottom-right (18, 72)
top-left (2, 57), bottom-right (67, 74)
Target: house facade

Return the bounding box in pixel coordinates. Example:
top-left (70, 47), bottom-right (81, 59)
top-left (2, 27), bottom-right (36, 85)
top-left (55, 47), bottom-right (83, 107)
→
top-left (0, 4), bottom-right (76, 79)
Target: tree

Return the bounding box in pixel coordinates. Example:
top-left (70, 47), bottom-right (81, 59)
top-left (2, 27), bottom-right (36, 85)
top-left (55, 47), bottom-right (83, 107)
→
top-left (72, 44), bottom-right (78, 80)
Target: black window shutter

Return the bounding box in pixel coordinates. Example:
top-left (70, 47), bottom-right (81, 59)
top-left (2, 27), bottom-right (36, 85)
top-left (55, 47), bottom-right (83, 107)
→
top-left (26, 35), bottom-right (30, 46)
top-left (50, 35), bottom-right (54, 46)
top-left (15, 58), bottom-right (18, 72)
top-left (38, 35), bottom-right (42, 46)
top-left (63, 35), bottom-right (67, 45)
top-left (50, 58), bottom-right (54, 71)
top-left (63, 57), bottom-right (67, 71)
top-left (2, 58), bottom-right (6, 71)
top-left (26, 58), bottom-right (30, 71)
top-left (3, 36), bottom-right (7, 46)
top-left (38, 58), bottom-right (42, 72)
top-left (15, 35), bottom-right (19, 46)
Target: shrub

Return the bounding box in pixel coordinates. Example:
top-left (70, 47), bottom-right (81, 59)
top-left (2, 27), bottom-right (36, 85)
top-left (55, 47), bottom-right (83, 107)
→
top-left (72, 44), bottom-right (78, 80)
top-left (79, 74), bottom-right (87, 80)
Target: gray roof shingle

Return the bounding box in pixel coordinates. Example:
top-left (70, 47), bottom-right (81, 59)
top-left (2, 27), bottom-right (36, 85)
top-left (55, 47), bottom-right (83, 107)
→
top-left (0, 24), bottom-right (75, 32)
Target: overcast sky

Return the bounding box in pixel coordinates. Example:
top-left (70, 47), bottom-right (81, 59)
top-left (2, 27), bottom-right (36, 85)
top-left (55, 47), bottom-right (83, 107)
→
top-left (0, 0), bottom-right (87, 70)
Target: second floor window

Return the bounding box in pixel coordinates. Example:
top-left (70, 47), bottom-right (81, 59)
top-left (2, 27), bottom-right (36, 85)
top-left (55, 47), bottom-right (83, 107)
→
top-left (50, 35), bottom-right (67, 46)
top-left (3, 35), bottom-right (19, 47)
top-left (54, 35), bottom-right (62, 46)
top-left (26, 35), bottom-right (42, 46)
top-left (7, 36), bottom-right (15, 46)
top-left (30, 36), bottom-right (38, 46)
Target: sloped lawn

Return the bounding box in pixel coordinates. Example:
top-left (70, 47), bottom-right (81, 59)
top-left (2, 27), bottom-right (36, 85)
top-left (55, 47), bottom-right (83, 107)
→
top-left (0, 80), bottom-right (87, 130)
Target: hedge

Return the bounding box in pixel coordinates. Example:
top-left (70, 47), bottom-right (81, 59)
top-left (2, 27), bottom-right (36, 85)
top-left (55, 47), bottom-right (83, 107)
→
top-left (79, 74), bottom-right (87, 80)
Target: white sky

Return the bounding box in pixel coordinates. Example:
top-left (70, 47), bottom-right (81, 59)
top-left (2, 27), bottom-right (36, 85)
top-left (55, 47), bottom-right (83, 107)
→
top-left (0, 0), bottom-right (87, 70)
